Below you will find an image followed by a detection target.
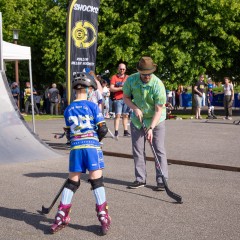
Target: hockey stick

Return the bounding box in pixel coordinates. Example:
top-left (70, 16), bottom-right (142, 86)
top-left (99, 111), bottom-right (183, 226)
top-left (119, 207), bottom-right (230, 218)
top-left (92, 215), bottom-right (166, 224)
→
top-left (54, 132), bottom-right (65, 139)
top-left (142, 122), bottom-right (183, 203)
top-left (108, 128), bottom-right (115, 139)
top-left (41, 178), bottom-right (68, 214)
top-left (233, 120), bottom-right (240, 125)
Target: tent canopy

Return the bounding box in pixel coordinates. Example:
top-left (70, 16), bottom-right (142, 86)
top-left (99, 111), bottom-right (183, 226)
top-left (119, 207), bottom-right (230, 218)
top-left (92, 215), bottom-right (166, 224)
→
top-left (2, 40), bottom-right (31, 61)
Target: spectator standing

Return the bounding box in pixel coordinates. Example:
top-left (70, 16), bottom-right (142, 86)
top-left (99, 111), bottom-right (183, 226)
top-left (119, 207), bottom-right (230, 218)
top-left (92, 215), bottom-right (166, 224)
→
top-left (43, 85), bottom-right (51, 114)
top-left (223, 77), bottom-right (234, 120)
top-left (123, 56), bottom-right (168, 191)
top-left (110, 63), bottom-right (131, 139)
top-left (102, 80), bottom-right (110, 118)
top-left (35, 92), bottom-right (42, 114)
top-left (48, 83), bottom-right (59, 115)
top-left (193, 74), bottom-right (206, 119)
top-left (166, 89), bottom-right (173, 105)
top-left (24, 82), bottom-right (39, 115)
top-left (11, 82), bottom-right (20, 108)
top-left (174, 88), bottom-right (181, 110)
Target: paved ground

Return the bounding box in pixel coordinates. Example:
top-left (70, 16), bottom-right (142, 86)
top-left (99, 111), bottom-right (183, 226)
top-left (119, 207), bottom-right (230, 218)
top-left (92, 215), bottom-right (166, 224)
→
top-left (32, 113), bottom-right (240, 170)
top-left (0, 117), bottom-right (240, 240)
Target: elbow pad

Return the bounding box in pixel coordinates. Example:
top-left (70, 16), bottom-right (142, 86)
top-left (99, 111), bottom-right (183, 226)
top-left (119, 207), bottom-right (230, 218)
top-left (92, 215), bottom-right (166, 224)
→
top-left (97, 122), bottom-right (108, 142)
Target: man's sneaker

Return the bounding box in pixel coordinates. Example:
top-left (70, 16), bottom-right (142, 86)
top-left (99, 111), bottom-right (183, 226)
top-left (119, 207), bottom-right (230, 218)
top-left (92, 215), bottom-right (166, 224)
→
top-left (153, 183), bottom-right (165, 191)
top-left (123, 131), bottom-right (131, 137)
top-left (128, 181), bottom-right (146, 189)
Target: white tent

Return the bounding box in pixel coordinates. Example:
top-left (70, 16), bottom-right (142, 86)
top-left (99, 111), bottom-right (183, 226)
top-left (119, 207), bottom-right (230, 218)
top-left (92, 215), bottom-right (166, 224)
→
top-left (2, 40), bottom-right (31, 61)
top-left (0, 12), bottom-right (36, 132)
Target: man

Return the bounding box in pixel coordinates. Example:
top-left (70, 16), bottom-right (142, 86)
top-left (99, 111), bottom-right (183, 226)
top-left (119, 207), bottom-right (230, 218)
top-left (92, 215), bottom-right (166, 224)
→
top-left (193, 74), bottom-right (206, 119)
top-left (48, 83), bottom-right (59, 115)
top-left (110, 63), bottom-right (131, 139)
top-left (123, 56), bottom-right (168, 190)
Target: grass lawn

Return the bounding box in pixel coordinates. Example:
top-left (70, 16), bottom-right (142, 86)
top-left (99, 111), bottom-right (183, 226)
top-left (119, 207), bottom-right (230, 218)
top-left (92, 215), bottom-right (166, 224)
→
top-left (22, 114), bottom-right (64, 122)
top-left (22, 112), bottom-right (209, 122)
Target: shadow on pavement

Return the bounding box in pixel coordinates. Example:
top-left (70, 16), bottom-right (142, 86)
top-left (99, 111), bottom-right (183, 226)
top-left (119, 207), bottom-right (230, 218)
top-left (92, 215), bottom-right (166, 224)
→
top-left (24, 172), bottom-right (175, 204)
top-left (0, 206), bottom-right (103, 236)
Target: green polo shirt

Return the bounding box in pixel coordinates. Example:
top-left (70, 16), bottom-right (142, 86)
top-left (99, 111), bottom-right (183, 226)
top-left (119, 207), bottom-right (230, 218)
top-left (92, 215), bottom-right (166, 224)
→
top-left (123, 72), bottom-right (166, 129)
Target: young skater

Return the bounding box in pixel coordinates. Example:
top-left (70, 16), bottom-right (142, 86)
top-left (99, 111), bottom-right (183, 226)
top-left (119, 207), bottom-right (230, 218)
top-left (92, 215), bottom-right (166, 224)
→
top-left (206, 84), bottom-right (217, 119)
top-left (50, 72), bottom-right (111, 235)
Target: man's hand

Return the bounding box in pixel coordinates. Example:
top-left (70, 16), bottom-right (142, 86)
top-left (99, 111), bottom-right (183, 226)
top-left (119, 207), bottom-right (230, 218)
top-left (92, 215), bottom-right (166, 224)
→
top-left (146, 128), bottom-right (153, 144)
top-left (134, 108), bottom-right (143, 122)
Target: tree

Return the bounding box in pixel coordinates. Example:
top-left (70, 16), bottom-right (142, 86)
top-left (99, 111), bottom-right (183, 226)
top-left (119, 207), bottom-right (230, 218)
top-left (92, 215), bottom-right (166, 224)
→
top-left (97, 0), bottom-right (240, 86)
top-left (1, 0), bottom-right (240, 89)
top-left (1, 0), bottom-right (67, 88)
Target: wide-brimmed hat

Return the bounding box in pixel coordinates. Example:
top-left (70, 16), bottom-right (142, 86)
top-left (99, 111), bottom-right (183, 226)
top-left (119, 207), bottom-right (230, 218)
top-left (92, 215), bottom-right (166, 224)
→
top-left (136, 56), bottom-right (157, 74)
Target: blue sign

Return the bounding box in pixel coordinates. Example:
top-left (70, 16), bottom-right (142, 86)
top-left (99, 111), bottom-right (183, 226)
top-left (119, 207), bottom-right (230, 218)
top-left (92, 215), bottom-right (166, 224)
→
top-left (181, 93), bottom-right (192, 107)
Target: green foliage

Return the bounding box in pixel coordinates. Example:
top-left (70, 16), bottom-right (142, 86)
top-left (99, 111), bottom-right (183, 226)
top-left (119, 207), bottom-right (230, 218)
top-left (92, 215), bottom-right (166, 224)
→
top-left (1, 0), bottom-right (240, 90)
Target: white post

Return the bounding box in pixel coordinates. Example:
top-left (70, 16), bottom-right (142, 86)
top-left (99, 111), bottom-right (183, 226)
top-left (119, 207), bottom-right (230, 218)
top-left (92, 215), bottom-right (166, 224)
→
top-left (0, 13), bottom-right (3, 71)
top-left (29, 59), bottom-right (36, 133)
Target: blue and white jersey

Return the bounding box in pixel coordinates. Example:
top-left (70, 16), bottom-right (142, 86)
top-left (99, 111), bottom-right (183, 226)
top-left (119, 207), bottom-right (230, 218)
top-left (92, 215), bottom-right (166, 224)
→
top-left (64, 100), bottom-right (105, 150)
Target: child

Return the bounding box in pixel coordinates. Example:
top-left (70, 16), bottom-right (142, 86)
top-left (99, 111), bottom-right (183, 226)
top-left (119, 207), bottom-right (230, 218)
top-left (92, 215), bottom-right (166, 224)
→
top-left (102, 80), bottom-right (110, 118)
top-left (50, 73), bottom-right (111, 235)
top-left (206, 84), bottom-right (217, 119)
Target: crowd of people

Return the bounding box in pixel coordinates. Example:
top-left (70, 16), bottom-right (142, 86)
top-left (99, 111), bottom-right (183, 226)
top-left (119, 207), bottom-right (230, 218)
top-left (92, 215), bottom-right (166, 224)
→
top-left (10, 81), bottom-right (67, 116)
top-left (10, 67), bottom-right (237, 122)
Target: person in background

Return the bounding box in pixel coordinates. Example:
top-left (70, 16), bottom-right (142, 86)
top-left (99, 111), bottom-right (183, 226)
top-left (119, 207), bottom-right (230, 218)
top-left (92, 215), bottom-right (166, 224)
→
top-left (89, 70), bottom-right (103, 94)
top-left (174, 88), bottom-right (181, 110)
top-left (102, 80), bottom-right (110, 118)
top-left (110, 63), bottom-right (131, 139)
top-left (166, 89), bottom-right (173, 105)
top-left (206, 84), bottom-right (217, 119)
top-left (11, 82), bottom-right (20, 108)
top-left (35, 92), bottom-right (42, 114)
top-left (24, 82), bottom-right (39, 115)
top-left (48, 83), bottom-right (59, 115)
top-left (193, 74), bottom-right (206, 119)
top-left (223, 77), bottom-right (234, 120)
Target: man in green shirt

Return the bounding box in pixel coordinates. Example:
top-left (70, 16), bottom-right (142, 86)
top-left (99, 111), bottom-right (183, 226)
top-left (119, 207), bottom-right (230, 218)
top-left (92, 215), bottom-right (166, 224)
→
top-left (123, 56), bottom-right (168, 190)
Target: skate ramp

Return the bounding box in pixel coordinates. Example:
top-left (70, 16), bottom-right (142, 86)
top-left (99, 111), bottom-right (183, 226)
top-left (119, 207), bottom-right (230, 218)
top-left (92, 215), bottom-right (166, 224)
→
top-left (0, 71), bottom-right (62, 164)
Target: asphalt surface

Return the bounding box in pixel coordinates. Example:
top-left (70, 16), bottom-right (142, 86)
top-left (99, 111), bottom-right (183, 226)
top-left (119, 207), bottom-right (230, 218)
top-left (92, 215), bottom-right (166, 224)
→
top-left (0, 117), bottom-right (240, 240)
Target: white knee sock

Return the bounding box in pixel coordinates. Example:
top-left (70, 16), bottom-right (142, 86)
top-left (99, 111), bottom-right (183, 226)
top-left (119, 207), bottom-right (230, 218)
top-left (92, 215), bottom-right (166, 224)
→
top-left (61, 188), bottom-right (74, 205)
top-left (93, 187), bottom-right (106, 205)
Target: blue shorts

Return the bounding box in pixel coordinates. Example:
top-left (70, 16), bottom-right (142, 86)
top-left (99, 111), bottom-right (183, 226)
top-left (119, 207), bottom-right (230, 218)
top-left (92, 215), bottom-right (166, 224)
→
top-left (69, 148), bottom-right (104, 173)
top-left (114, 99), bottom-right (130, 115)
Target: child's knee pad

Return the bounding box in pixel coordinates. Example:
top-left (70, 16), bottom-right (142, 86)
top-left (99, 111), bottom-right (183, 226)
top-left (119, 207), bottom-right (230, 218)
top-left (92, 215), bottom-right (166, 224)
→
top-left (88, 176), bottom-right (104, 190)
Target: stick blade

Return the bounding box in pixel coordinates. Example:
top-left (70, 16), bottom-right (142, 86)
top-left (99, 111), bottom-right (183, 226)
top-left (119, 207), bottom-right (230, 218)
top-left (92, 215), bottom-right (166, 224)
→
top-left (162, 177), bottom-right (183, 203)
top-left (41, 205), bottom-right (50, 214)
top-left (165, 187), bottom-right (183, 203)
